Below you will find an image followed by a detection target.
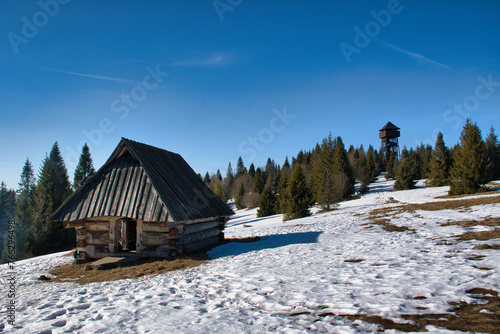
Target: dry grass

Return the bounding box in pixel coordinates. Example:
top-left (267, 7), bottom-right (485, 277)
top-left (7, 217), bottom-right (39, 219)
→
top-left (344, 314), bottom-right (423, 332)
top-left (365, 196), bottom-right (500, 226)
top-left (442, 217), bottom-right (500, 228)
top-left (47, 237), bottom-right (263, 285)
top-left (317, 205), bottom-right (339, 214)
top-left (344, 258), bottom-right (365, 263)
top-left (368, 195), bottom-right (500, 220)
top-left (338, 288), bottom-right (500, 333)
top-left (474, 243), bottom-right (500, 250)
top-left (48, 256), bottom-right (207, 285)
top-left (386, 197), bottom-right (400, 204)
top-left (456, 229), bottom-right (500, 242)
top-left (288, 288), bottom-right (500, 333)
top-left (438, 217), bottom-right (500, 242)
top-left (364, 219), bottom-right (414, 233)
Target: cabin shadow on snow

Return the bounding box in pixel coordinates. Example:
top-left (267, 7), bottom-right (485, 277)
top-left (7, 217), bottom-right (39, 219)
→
top-left (209, 231), bottom-right (323, 258)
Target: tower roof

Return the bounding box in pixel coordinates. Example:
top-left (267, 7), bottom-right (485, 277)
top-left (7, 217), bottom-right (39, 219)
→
top-left (379, 121), bottom-right (400, 131)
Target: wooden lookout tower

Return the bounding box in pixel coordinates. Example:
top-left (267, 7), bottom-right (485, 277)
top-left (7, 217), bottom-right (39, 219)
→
top-left (379, 121), bottom-right (400, 161)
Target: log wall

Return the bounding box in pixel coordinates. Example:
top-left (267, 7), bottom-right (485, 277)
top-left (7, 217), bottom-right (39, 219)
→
top-left (70, 216), bottom-right (226, 259)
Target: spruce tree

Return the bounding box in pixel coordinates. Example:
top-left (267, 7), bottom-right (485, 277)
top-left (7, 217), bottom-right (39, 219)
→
top-left (421, 144), bottom-right (433, 179)
top-left (204, 172), bottom-right (211, 184)
top-left (385, 151), bottom-right (396, 180)
top-left (352, 146), bottom-right (369, 192)
top-left (18, 158), bottom-right (37, 196)
top-left (274, 171), bottom-right (289, 214)
top-left (427, 132), bottom-right (451, 187)
top-left (257, 187), bottom-right (276, 217)
top-left (225, 162), bottom-right (234, 198)
top-left (259, 174), bottom-right (275, 215)
top-left (248, 163), bottom-right (256, 177)
top-left (283, 165), bottom-right (313, 221)
top-left (0, 182), bottom-right (16, 263)
top-left (10, 159), bottom-right (36, 260)
top-left (409, 148), bottom-right (423, 180)
top-left (252, 168), bottom-right (265, 194)
top-left (332, 136), bottom-right (355, 201)
top-left (282, 156), bottom-right (291, 171)
top-left (394, 147), bottom-right (418, 190)
top-left (449, 119), bottom-right (492, 195)
top-left (43, 142), bottom-right (73, 212)
top-left (312, 134), bottom-right (335, 206)
top-left (235, 183), bottom-right (245, 210)
top-left (366, 145), bottom-right (378, 183)
top-left (485, 126), bottom-right (500, 180)
top-left (318, 170), bottom-right (335, 209)
top-left (31, 155), bottom-right (53, 236)
top-left (236, 157), bottom-right (245, 178)
top-left (265, 158), bottom-right (276, 183)
top-left (216, 169), bottom-right (223, 181)
top-left (73, 143), bottom-right (95, 190)
top-left (28, 143), bottom-right (74, 255)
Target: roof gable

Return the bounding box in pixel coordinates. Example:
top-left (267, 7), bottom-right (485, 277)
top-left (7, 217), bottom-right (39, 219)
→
top-left (51, 138), bottom-right (233, 222)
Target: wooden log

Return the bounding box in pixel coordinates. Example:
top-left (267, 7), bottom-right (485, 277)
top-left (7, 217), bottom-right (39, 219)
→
top-left (181, 226), bottom-right (220, 245)
top-left (136, 219), bottom-right (145, 253)
top-left (141, 231), bottom-right (170, 245)
top-left (109, 217), bottom-right (117, 253)
top-left (142, 221), bottom-right (175, 233)
top-left (84, 221), bottom-right (109, 231)
top-left (87, 230), bottom-right (110, 245)
top-left (182, 220), bottom-right (220, 235)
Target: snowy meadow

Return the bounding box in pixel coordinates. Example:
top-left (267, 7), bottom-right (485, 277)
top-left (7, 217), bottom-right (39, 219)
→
top-left (1, 177), bottom-right (499, 333)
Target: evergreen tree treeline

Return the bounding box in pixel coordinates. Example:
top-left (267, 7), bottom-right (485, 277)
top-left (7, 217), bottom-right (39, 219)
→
top-left (1, 142), bottom-right (96, 262)
top-left (449, 119), bottom-right (493, 195)
top-left (203, 119), bottom-right (497, 222)
top-left (205, 133), bottom-right (364, 221)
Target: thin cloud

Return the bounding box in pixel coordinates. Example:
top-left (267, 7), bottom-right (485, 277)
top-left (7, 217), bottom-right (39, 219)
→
top-left (40, 67), bottom-right (141, 85)
top-left (172, 53), bottom-right (233, 67)
top-left (378, 40), bottom-right (452, 70)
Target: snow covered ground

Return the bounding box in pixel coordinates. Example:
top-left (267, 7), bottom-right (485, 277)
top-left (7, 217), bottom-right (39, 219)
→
top-left (1, 177), bottom-right (499, 333)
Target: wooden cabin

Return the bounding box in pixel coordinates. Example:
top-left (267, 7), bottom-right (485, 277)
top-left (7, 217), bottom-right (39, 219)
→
top-left (50, 138), bottom-right (234, 260)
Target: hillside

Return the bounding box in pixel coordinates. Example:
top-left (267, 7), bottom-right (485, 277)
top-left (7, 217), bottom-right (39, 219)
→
top-left (1, 176), bottom-right (499, 333)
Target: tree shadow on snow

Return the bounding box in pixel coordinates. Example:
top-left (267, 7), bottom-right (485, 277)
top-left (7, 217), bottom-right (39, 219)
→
top-left (225, 216), bottom-right (270, 228)
top-left (209, 231), bottom-right (323, 259)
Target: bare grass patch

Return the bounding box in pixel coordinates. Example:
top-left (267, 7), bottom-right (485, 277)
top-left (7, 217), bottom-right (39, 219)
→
top-left (474, 243), bottom-right (500, 250)
top-left (442, 217), bottom-right (500, 228)
top-left (364, 219), bottom-right (414, 233)
top-left (339, 288), bottom-right (500, 333)
top-left (344, 258), bottom-right (365, 263)
top-left (368, 195), bottom-right (500, 220)
top-left (386, 197), bottom-right (400, 204)
top-left (456, 229), bottom-right (500, 242)
top-left (435, 189), bottom-right (500, 199)
top-left (48, 256), bottom-right (207, 285)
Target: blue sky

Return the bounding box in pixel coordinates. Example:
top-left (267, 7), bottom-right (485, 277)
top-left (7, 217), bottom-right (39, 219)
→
top-left (1, 0), bottom-right (499, 189)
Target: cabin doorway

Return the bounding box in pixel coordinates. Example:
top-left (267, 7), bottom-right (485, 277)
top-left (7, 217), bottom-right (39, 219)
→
top-left (116, 219), bottom-right (137, 252)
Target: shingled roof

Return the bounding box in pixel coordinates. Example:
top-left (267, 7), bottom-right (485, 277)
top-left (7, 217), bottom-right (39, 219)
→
top-left (50, 138), bottom-right (233, 222)
top-left (379, 121), bottom-right (400, 131)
